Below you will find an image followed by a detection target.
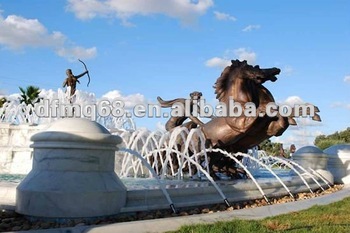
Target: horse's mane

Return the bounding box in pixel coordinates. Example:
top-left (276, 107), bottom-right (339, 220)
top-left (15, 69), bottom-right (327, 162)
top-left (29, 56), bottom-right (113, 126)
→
top-left (214, 60), bottom-right (248, 100)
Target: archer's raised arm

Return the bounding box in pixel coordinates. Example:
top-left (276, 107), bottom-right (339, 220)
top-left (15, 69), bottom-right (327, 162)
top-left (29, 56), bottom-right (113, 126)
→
top-left (75, 70), bottom-right (88, 79)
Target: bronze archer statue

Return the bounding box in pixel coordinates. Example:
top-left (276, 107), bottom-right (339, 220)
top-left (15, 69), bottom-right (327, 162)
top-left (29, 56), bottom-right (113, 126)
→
top-left (62, 68), bottom-right (89, 97)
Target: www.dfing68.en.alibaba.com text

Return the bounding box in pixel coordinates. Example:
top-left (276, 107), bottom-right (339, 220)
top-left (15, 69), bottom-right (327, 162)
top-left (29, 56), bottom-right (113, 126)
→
top-left (33, 98), bottom-right (318, 120)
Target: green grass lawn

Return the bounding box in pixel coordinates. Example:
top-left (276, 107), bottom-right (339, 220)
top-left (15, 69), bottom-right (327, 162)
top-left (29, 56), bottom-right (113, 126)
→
top-left (168, 197), bottom-right (350, 233)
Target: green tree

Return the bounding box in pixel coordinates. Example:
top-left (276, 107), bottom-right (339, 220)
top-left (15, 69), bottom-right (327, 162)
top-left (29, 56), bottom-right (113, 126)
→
top-left (314, 127), bottom-right (350, 150)
top-left (19, 86), bottom-right (41, 107)
top-left (259, 139), bottom-right (282, 156)
top-left (339, 128), bottom-right (350, 142)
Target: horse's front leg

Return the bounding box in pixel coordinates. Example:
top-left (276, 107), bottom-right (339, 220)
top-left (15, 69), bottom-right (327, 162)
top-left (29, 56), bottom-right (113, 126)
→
top-left (266, 114), bottom-right (290, 137)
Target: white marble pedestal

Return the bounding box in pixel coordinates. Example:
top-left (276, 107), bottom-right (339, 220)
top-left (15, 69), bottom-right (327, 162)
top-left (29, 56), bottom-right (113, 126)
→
top-left (324, 144), bottom-right (350, 184)
top-left (16, 118), bottom-right (127, 218)
top-left (293, 146), bottom-right (334, 184)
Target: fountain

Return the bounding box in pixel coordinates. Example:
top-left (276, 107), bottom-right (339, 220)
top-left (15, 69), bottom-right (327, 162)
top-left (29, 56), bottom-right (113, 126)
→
top-left (0, 60), bottom-right (345, 228)
top-left (9, 118), bottom-right (333, 219)
top-left (112, 126), bottom-right (333, 213)
top-left (0, 88), bottom-right (135, 174)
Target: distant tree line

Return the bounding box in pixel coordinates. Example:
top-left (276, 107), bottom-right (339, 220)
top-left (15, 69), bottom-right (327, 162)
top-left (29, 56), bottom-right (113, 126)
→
top-left (314, 127), bottom-right (350, 150)
top-left (259, 128), bottom-right (350, 155)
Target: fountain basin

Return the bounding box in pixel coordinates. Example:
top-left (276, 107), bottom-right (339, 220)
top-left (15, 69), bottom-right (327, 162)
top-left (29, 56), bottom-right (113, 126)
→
top-left (120, 175), bottom-right (329, 213)
top-left (2, 174), bottom-right (329, 218)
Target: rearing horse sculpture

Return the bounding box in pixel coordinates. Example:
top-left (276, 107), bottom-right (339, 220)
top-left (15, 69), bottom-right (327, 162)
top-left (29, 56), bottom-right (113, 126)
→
top-left (201, 60), bottom-right (321, 152)
top-left (159, 59), bottom-right (321, 153)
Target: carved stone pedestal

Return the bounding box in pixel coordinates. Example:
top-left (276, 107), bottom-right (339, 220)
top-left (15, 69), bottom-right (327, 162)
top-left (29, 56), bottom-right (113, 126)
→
top-left (293, 146), bottom-right (334, 185)
top-left (16, 118), bottom-right (126, 218)
top-left (324, 144), bottom-right (350, 184)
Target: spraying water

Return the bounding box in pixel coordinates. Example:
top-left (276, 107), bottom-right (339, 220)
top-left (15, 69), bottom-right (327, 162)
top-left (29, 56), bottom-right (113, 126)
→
top-left (1, 91), bottom-right (331, 212)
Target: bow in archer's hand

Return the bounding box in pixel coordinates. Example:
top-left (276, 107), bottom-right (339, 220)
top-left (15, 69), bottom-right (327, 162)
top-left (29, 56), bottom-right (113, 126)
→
top-left (78, 59), bottom-right (91, 87)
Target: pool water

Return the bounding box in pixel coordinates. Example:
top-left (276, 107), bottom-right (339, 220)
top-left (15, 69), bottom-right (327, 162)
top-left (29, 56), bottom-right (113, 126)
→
top-left (0, 168), bottom-right (294, 189)
top-left (0, 174), bottom-right (26, 183)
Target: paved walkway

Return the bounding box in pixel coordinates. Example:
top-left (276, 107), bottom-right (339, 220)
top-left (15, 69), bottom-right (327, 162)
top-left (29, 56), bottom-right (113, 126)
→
top-left (1, 183), bottom-right (350, 233)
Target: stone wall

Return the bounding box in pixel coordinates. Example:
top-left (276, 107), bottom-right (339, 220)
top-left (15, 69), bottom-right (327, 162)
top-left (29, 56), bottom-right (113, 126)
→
top-left (0, 123), bottom-right (47, 174)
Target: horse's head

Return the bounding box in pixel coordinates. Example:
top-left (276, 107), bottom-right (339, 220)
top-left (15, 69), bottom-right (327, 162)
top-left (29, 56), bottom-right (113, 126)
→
top-left (231, 60), bottom-right (280, 84)
top-left (214, 60), bottom-right (281, 100)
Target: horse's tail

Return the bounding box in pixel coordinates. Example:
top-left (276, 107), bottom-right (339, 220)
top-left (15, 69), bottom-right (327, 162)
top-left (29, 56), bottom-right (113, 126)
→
top-left (157, 96), bottom-right (186, 108)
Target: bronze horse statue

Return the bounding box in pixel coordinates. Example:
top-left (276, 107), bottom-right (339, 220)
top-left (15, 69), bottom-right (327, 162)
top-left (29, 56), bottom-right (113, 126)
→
top-left (159, 59), bottom-right (321, 153)
top-left (158, 60), bottom-right (321, 178)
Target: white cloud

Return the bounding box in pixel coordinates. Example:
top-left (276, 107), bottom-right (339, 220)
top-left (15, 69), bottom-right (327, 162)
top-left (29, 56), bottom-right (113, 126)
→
top-left (272, 129), bottom-right (322, 149)
top-left (0, 14), bottom-right (64, 49)
top-left (234, 48), bottom-right (256, 65)
top-left (205, 48), bottom-right (257, 68)
top-left (330, 102), bottom-right (350, 110)
top-left (0, 11), bottom-right (96, 61)
top-left (242, 24), bottom-right (260, 32)
top-left (101, 90), bottom-right (147, 109)
top-left (281, 96), bottom-right (305, 106)
top-left (293, 129), bottom-right (323, 138)
top-left (214, 11), bottom-right (236, 21)
top-left (205, 57), bottom-right (230, 68)
top-left (344, 75), bottom-right (350, 83)
top-left (56, 46), bottom-right (97, 62)
top-left (67, 0), bottom-right (214, 25)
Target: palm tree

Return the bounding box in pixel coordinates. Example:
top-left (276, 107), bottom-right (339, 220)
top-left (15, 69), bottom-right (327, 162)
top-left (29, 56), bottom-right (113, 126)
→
top-left (19, 86), bottom-right (41, 107)
top-left (18, 86), bottom-right (42, 123)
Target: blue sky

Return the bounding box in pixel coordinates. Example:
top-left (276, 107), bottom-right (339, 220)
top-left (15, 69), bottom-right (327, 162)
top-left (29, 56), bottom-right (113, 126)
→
top-left (0, 0), bottom-right (349, 149)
